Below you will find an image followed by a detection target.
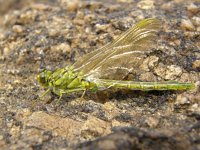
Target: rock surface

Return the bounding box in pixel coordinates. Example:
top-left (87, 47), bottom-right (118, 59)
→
top-left (0, 0), bottom-right (200, 149)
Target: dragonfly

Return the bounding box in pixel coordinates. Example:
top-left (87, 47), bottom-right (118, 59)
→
top-left (37, 18), bottom-right (195, 100)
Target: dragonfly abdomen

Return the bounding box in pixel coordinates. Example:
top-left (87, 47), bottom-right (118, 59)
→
top-left (94, 79), bottom-right (195, 91)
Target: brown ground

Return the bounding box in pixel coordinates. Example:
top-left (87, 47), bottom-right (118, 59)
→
top-left (0, 0), bottom-right (200, 149)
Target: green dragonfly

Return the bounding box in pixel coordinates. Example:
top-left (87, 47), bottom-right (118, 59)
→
top-left (37, 18), bottom-right (195, 100)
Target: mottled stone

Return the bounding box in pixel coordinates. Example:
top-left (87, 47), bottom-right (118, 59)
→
top-left (137, 0), bottom-right (155, 10)
top-left (15, 108), bottom-right (32, 121)
top-left (145, 116), bottom-right (159, 128)
top-left (192, 16), bottom-right (200, 27)
top-left (59, 0), bottom-right (80, 11)
top-left (12, 25), bottom-right (24, 33)
top-left (154, 63), bottom-right (166, 79)
top-left (165, 65), bottom-right (183, 80)
top-left (187, 3), bottom-right (199, 14)
top-left (52, 43), bottom-right (71, 53)
top-left (175, 94), bottom-right (190, 105)
top-left (139, 72), bottom-right (157, 82)
top-left (140, 56), bottom-right (159, 71)
top-left (161, 2), bottom-right (174, 12)
top-left (95, 24), bottom-right (111, 33)
top-left (21, 128), bottom-right (44, 144)
top-left (189, 103), bottom-right (200, 114)
top-left (24, 111), bottom-right (82, 140)
top-left (81, 116), bottom-right (111, 140)
top-left (180, 72), bottom-right (199, 83)
top-left (10, 125), bottom-right (21, 139)
top-left (180, 19), bottom-right (195, 31)
top-left (192, 60), bottom-right (200, 69)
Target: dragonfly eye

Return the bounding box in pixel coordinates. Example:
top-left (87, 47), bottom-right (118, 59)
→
top-left (37, 70), bottom-right (52, 87)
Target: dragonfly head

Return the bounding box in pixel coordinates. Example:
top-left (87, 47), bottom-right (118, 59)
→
top-left (37, 70), bottom-right (52, 87)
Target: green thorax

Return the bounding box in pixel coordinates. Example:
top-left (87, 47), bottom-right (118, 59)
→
top-left (37, 66), bottom-right (97, 92)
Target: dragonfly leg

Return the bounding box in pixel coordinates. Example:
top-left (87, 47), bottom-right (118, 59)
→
top-left (39, 88), bottom-right (51, 98)
top-left (56, 88), bottom-right (86, 98)
top-left (81, 89), bottom-right (87, 98)
top-left (53, 88), bottom-right (86, 104)
top-left (56, 92), bottom-right (63, 105)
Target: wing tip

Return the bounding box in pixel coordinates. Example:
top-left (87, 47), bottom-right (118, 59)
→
top-left (136, 18), bottom-right (161, 29)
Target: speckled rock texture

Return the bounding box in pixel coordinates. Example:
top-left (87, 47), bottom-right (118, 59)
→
top-left (0, 0), bottom-right (200, 149)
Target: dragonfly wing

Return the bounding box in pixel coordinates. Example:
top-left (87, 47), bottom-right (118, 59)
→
top-left (73, 18), bottom-right (160, 78)
top-left (85, 44), bottom-right (148, 80)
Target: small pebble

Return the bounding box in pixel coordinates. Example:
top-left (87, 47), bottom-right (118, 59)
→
top-left (19, 10), bottom-right (37, 24)
top-left (189, 103), bottom-right (200, 115)
top-left (10, 125), bottom-right (20, 138)
top-left (192, 60), bottom-right (200, 69)
top-left (137, 0), bottom-right (155, 10)
top-left (76, 11), bottom-right (84, 19)
top-left (95, 24), bottom-right (110, 32)
top-left (154, 63), bottom-right (166, 78)
top-left (48, 28), bottom-right (60, 36)
top-left (192, 16), bottom-right (200, 27)
top-left (180, 19), bottom-right (195, 31)
top-left (34, 29), bottom-right (42, 34)
top-left (73, 19), bottom-right (84, 26)
top-left (187, 3), bottom-right (199, 14)
top-left (15, 108), bottom-right (32, 121)
top-left (60, 0), bottom-right (79, 12)
top-left (3, 47), bottom-right (10, 56)
top-left (176, 94), bottom-right (190, 105)
top-left (161, 2), bottom-right (174, 12)
top-left (145, 117), bottom-right (159, 128)
top-left (84, 14), bottom-right (95, 23)
top-left (139, 72), bottom-right (157, 82)
top-left (54, 43), bottom-right (71, 53)
top-left (165, 65), bottom-right (182, 80)
top-left (87, 1), bottom-right (102, 11)
top-left (107, 4), bottom-right (120, 12)
top-left (12, 25), bottom-right (24, 33)
top-left (179, 73), bottom-right (192, 83)
top-left (140, 56), bottom-right (159, 71)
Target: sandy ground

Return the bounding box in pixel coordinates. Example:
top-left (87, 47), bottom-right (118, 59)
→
top-left (0, 0), bottom-right (200, 149)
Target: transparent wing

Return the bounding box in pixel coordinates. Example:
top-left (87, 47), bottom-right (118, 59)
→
top-left (73, 18), bottom-right (161, 79)
top-left (85, 50), bottom-right (147, 80)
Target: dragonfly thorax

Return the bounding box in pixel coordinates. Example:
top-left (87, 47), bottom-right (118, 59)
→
top-left (37, 66), bottom-right (98, 95)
